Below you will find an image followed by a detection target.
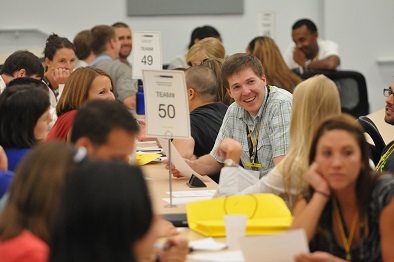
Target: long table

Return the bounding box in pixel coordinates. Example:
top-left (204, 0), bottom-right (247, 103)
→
top-left (141, 162), bottom-right (218, 215)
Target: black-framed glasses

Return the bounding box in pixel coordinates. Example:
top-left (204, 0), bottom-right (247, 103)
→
top-left (383, 88), bottom-right (394, 97)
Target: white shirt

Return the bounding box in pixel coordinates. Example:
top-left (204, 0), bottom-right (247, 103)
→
top-left (284, 39), bottom-right (339, 69)
top-left (0, 76), bottom-right (6, 94)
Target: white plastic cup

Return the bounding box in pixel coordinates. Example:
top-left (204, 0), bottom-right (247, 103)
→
top-left (224, 214), bottom-right (247, 249)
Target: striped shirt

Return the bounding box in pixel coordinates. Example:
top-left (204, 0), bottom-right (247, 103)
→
top-left (211, 86), bottom-right (292, 178)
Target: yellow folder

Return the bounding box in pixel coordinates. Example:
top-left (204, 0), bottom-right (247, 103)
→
top-left (186, 193), bottom-right (293, 237)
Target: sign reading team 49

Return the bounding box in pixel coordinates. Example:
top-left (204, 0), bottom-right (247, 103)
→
top-left (142, 70), bottom-right (191, 139)
top-left (132, 32), bottom-right (162, 79)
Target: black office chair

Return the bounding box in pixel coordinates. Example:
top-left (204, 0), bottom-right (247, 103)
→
top-left (293, 69), bottom-right (369, 118)
top-left (357, 116), bottom-right (386, 166)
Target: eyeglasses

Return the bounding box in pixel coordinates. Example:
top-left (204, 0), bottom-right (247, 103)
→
top-left (383, 88), bottom-right (394, 97)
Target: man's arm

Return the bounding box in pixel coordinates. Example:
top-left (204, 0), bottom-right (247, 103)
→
top-left (189, 153), bottom-right (223, 175)
top-left (122, 95), bottom-right (136, 110)
top-left (172, 137), bottom-right (196, 160)
top-left (306, 55), bottom-right (340, 70)
top-left (273, 155), bottom-right (285, 166)
top-left (166, 153), bottom-right (222, 177)
top-left (115, 63), bottom-right (137, 110)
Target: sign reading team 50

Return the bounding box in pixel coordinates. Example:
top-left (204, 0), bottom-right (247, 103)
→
top-left (142, 70), bottom-right (190, 138)
top-left (132, 32), bottom-right (162, 79)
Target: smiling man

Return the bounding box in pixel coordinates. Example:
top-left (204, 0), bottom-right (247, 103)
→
top-left (171, 53), bottom-right (292, 180)
top-left (112, 22), bottom-right (133, 67)
top-left (284, 18), bottom-right (340, 71)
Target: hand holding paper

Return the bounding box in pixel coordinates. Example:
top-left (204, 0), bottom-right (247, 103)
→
top-left (159, 137), bottom-right (208, 182)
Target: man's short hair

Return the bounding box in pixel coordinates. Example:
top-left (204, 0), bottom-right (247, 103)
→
top-left (73, 30), bottom-right (92, 60)
top-left (6, 77), bottom-right (48, 92)
top-left (112, 22), bottom-right (130, 29)
top-left (70, 100), bottom-right (139, 146)
top-left (292, 18), bottom-right (318, 34)
top-left (189, 25), bottom-right (221, 49)
top-left (90, 25), bottom-right (116, 55)
top-left (0, 50), bottom-right (44, 79)
top-left (221, 53), bottom-right (264, 90)
top-left (185, 65), bottom-right (217, 100)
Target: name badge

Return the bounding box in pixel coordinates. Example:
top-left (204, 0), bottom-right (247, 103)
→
top-left (244, 162), bottom-right (262, 169)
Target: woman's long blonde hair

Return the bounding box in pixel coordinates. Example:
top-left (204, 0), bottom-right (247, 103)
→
top-left (186, 37), bottom-right (225, 66)
top-left (278, 75), bottom-right (341, 197)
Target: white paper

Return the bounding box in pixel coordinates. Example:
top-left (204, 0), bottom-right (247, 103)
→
top-left (162, 196), bottom-right (211, 205)
top-left (132, 32), bottom-right (162, 79)
top-left (167, 190), bottom-right (216, 197)
top-left (136, 148), bottom-right (163, 153)
top-left (187, 250), bottom-right (244, 262)
top-left (189, 238), bottom-right (227, 251)
top-left (215, 167), bottom-right (259, 198)
top-left (257, 12), bottom-right (275, 38)
top-left (158, 137), bottom-right (208, 181)
top-left (143, 70), bottom-right (190, 138)
top-left (239, 229), bottom-right (309, 262)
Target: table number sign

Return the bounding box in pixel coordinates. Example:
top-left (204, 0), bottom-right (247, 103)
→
top-left (142, 70), bottom-right (190, 139)
top-left (132, 32), bottom-right (162, 79)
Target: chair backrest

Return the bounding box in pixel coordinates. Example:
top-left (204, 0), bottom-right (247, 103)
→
top-left (357, 115), bottom-right (386, 165)
top-left (294, 69), bottom-right (369, 118)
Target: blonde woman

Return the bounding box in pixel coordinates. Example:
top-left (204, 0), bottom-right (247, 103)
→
top-left (186, 37), bottom-right (225, 66)
top-left (215, 75), bottom-right (341, 210)
top-left (247, 36), bottom-right (302, 93)
top-left (46, 67), bottom-right (115, 142)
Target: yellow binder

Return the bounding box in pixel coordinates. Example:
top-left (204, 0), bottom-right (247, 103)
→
top-left (186, 193), bottom-right (293, 237)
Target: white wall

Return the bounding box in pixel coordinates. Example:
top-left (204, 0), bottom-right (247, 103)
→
top-left (324, 0), bottom-right (394, 113)
top-left (1, 0), bottom-right (392, 112)
top-left (0, 0), bottom-right (319, 61)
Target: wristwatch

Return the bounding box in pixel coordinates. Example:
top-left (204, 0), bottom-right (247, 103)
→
top-left (224, 159), bottom-right (239, 167)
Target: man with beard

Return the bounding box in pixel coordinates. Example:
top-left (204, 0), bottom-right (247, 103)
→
top-left (376, 84), bottom-right (394, 173)
top-left (112, 22), bottom-right (133, 67)
top-left (284, 18), bottom-right (340, 71)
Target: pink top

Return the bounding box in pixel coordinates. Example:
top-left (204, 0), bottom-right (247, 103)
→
top-left (0, 230), bottom-right (49, 262)
top-left (46, 109), bottom-right (78, 142)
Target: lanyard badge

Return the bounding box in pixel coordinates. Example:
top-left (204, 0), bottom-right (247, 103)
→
top-left (244, 86), bottom-right (270, 171)
top-left (245, 124), bottom-right (262, 171)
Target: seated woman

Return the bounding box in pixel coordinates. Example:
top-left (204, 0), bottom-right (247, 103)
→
top-left (0, 85), bottom-right (52, 172)
top-left (0, 142), bottom-right (84, 262)
top-left (246, 36), bottom-right (302, 93)
top-left (42, 33), bottom-right (77, 126)
top-left (291, 114), bottom-right (394, 261)
top-left (46, 67), bottom-right (115, 142)
top-left (214, 75), bottom-right (341, 210)
top-left (186, 37), bottom-right (225, 67)
top-left (49, 161), bottom-right (189, 262)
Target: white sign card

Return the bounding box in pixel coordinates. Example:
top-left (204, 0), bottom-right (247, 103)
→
top-left (257, 11), bottom-right (275, 38)
top-left (142, 70), bottom-right (190, 138)
top-left (239, 229), bottom-right (309, 261)
top-left (132, 32), bottom-right (162, 79)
